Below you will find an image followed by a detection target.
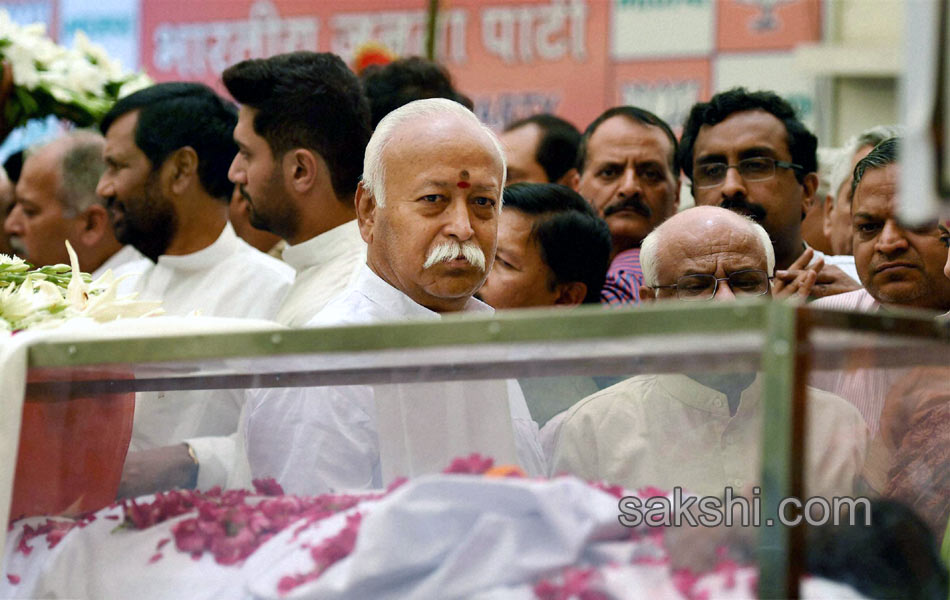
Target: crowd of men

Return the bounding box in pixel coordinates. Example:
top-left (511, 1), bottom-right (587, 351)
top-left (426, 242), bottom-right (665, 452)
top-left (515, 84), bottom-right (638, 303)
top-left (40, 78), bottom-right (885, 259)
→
top-left (2, 51), bottom-right (949, 575)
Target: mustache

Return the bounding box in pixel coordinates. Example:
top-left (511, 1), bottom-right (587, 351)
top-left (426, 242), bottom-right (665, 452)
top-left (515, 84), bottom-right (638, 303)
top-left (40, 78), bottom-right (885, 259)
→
top-left (423, 240), bottom-right (486, 272)
top-left (603, 197), bottom-right (652, 219)
top-left (720, 197), bottom-right (767, 222)
top-left (238, 184), bottom-right (253, 204)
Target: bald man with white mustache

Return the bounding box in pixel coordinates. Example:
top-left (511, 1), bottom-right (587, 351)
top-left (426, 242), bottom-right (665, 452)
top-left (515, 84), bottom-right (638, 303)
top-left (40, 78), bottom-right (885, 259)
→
top-left (244, 98), bottom-right (544, 495)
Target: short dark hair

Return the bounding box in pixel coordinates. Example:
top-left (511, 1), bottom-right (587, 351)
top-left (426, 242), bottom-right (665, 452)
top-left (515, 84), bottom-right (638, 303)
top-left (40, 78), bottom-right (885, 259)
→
top-left (851, 137), bottom-right (898, 199)
top-left (678, 87), bottom-right (817, 183)
top-left (502, 183), bottom-right (611, 303)
top-left (504, 114), bottom-right (581, 183)
top-left (360, 56), bottom-right (471, 128)
top-left (100, 82), bottom-right (237, 200)
top-left (576, 106), bottom-right (679, 175)
top-left (223, 52), bottom-right (371, 203)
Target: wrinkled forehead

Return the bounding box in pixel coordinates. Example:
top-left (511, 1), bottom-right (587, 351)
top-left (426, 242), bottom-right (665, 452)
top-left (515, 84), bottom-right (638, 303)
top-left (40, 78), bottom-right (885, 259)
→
top-left (852, 164), bottom-right (898, 213)
top-left (383, 117), bottom-right (504, 176)
top-left (661, 223), bottom-right (766, 274)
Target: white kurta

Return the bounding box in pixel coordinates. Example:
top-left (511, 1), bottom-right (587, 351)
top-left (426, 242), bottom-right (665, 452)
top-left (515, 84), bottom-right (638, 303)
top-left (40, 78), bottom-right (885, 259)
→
top-left (552, 373), bottom-right (868, 500)
top-left (274, 219), bottom-right (366, 327)
top-left (133, 222), bottom-right (294, 319)
top-left (91, 244), bottom-right (151, 296)
top-left (245, 265), bottom-right (546, 495)
top-left (129, 223), bottom-right (294, 488)
top-left (809, 248), bottom-right (860, 284)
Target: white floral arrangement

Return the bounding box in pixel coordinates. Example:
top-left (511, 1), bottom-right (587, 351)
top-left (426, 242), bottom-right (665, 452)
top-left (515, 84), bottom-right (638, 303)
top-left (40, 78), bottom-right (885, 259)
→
top-left (0, 243), bottom-right (161, 334)
top-left (0, 10), bottom-right (152, 131)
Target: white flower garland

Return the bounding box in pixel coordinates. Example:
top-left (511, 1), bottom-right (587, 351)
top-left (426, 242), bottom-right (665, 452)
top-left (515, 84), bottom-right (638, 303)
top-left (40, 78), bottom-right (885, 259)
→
top-left (0, 242), bottom-right (161, 334)
top-left (0, 10), bottom-right (152, 130)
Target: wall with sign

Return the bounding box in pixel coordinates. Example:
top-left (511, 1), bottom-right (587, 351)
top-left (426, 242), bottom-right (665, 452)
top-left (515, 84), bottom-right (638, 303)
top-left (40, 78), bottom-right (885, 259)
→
top-left (1, 0), bottom-right (822, 134)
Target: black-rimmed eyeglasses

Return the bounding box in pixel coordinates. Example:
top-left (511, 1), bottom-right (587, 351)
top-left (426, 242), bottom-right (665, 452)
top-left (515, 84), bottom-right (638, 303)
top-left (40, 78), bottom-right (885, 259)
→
top-left (693, 157), bottom-right (803, 189)
top-left (651, 269), bottom-right (774, 301)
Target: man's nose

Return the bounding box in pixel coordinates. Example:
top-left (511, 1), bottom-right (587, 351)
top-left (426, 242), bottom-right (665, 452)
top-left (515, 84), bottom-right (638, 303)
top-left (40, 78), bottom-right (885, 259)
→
top-left (719, 165), bottom-right (747, 200)
top-left (4, 204), bottom-right (23, 234)
top-left (95, 175), bottom-right (111, 199)
top-left (713, 279), bottom-right (737, 302)
top-left (617, 167), bottom-right (641, 198)
top-left (876, 219), bottom-right (909, 254)
top-left (228, 154), bottom-right (245, 184)
top-left (443, 198), bottom-right (475, 240)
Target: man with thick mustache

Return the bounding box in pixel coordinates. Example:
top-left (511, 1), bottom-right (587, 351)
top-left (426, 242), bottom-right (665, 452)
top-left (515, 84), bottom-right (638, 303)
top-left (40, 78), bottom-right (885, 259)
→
top-left (244, 98), bottom-right (544, 495)
top-left (678, 88), bottom-right (860, 299)
top-left (573, 106), bottom-right (680, 305)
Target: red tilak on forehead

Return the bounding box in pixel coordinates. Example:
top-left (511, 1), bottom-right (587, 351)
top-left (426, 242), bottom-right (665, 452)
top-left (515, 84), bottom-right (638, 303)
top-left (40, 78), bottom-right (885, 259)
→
top-left (457, 181), bottom-right (471, 189)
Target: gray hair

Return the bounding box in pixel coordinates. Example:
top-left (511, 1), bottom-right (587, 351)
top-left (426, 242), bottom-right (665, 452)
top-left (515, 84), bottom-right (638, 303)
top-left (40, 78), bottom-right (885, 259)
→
top-left (851, 137), bottom-right (899, 199)
top-left (640, 208), bottom-right (775, 287)
top-left (828, 124), bottom-right (902, 206)
top-left (361, 97), bottom-right (506, 208)
top-left (59, 131), bottom-right (106, 216)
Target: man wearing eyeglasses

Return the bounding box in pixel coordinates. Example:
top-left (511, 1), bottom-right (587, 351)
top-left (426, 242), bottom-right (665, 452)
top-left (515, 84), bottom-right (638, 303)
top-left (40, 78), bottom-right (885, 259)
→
top-left (678, 88), bottom-right (861, 299)
top-left (550, 205), bottom-right (866, 500)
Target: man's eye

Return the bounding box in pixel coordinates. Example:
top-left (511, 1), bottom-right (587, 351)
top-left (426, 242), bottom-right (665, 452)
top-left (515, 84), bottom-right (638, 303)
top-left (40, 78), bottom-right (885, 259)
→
top-left (420, 194), bottom-right (443, 203)
top-left (938, 234), bottom-right (950, 248)
top-left (473, 197), bottom-right (496, 208)
top-left (597, 166), bottom-right (619, 178)
top-left (698, 164), bottom-right (725, 178)
top-left (856, 222), bottom-right (881, 234)
top-left (640, 168), bottom-right (663, 182)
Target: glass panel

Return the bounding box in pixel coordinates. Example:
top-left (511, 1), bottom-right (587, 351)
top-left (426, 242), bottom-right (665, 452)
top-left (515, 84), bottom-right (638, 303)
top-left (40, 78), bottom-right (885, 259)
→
top-left (15, 302), bottom-right (942, 597)
top-left (803, 307), bottom-right (950, 600)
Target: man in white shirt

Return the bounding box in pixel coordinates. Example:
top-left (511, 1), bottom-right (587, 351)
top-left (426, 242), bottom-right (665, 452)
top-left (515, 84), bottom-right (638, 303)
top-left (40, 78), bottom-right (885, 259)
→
top-left (245, 98), bottom-right (545, 495)
top-left (223, 52), bottom-right (370, 327)
top-left (96, 83), bottom-right (294, 495)
top-left (552, 206), bottom-right (867, 500)
top-left (4, 131), bottom-right (149, 290)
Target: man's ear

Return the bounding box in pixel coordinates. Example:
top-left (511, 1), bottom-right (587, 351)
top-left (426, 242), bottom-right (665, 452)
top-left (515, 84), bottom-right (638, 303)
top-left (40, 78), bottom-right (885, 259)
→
top-left (671, 177), bottom-right (681, 214)
top-left (354, 182), bottom-right (376, 244)
top-left (800, 172), bottom-right (819, 221)
top-left (555, 168), bottom-right (578, 187)
top-left (567, 169), bottom-right (581, 191)
top-left (553, 281), bottom-right (587, 307)
top-left (639, 285), bottom-right (655, 302)
top-left (285, 149), bottom-right (319, 194)
top-left (77, 204), bottom-right (113, 246)
top-left (821, 193), bottom-right (834, 240)
top-left (168, 147), bottom-right (199, 195)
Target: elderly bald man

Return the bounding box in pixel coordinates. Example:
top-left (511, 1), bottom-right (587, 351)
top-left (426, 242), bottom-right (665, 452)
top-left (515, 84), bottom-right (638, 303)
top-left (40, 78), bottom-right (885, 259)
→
top-left (551, 206), bottom-right (867, 500)
top-left (245, 98), bottom-right (544, 495)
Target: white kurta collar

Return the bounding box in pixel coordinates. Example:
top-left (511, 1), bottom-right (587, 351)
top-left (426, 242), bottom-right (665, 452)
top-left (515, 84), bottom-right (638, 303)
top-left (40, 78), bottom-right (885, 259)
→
top-left (154, 222), bottom-right (237, 272)
top-left (354, 264), bottom-right (493, 320)
top-left (281, 220), bottom-right (362, 273)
